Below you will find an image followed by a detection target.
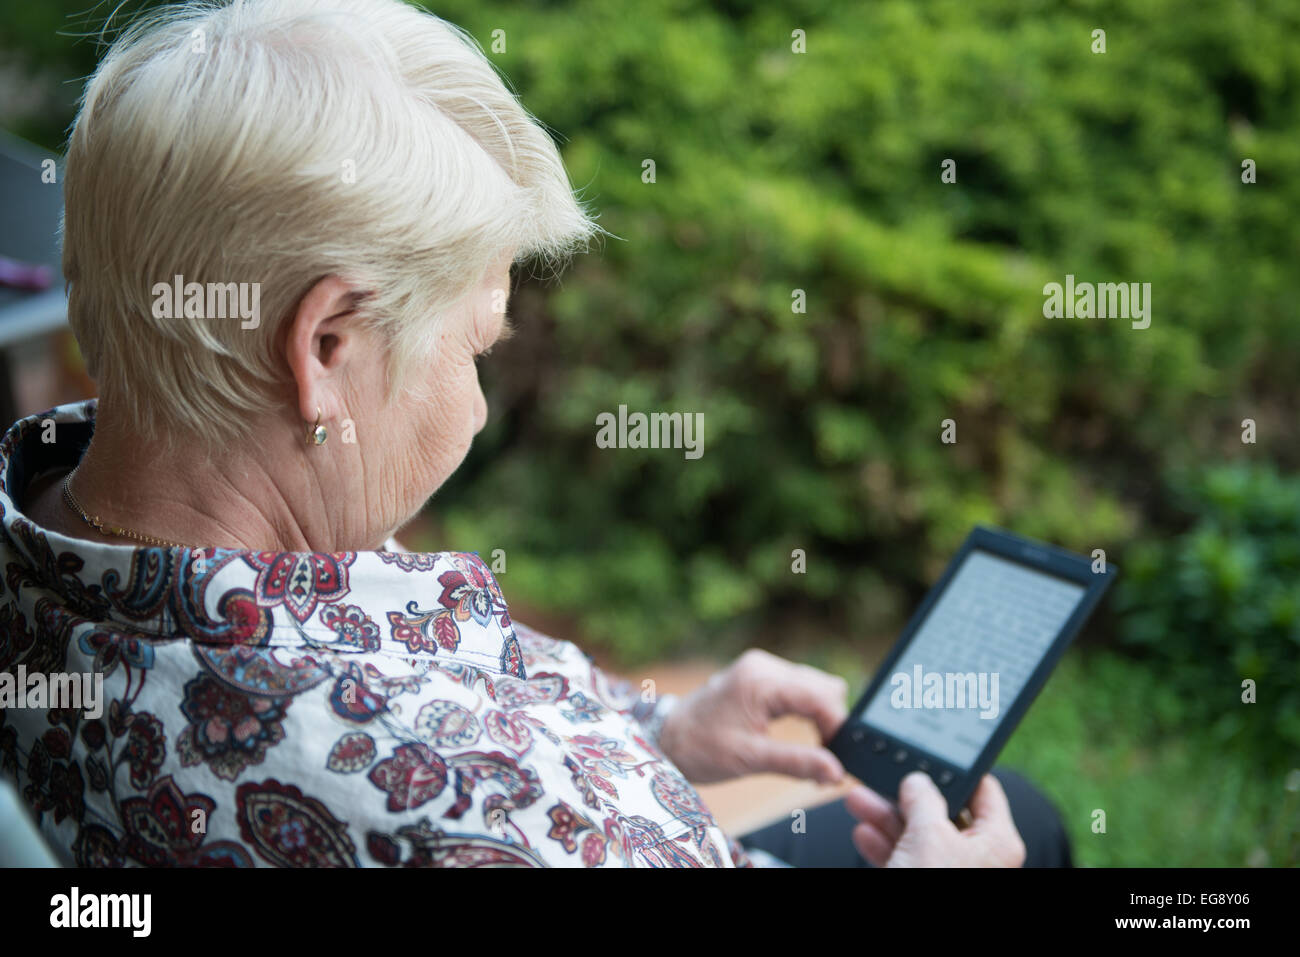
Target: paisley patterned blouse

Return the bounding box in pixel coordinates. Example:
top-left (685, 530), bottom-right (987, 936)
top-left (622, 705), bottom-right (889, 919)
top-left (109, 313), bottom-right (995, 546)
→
top-left (0, 401), bottom-right (765, 867)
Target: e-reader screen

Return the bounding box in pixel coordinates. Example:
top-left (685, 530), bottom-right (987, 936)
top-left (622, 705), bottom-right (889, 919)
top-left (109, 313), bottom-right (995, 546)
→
top-left (858, 550), bottom-right (1087, 769)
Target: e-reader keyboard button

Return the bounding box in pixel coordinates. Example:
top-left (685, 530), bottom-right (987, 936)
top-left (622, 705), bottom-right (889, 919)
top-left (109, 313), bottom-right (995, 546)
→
top-left (916, 759), bottom-right (930, 773)
top-left (871, 737), bottom-right (888, 753)
top-left (892, 748), bottom-right (908, 763)
top-left (937, 769), bottom-right (954, 785)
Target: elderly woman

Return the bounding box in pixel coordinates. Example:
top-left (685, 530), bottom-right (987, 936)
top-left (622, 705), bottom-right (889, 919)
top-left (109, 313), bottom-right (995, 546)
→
top-left (0, 0), bottom-right (1068, 867)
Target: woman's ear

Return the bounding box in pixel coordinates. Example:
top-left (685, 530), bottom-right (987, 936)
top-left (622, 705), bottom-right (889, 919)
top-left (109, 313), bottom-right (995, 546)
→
top-left (283, 275), bottom-right (367, 424)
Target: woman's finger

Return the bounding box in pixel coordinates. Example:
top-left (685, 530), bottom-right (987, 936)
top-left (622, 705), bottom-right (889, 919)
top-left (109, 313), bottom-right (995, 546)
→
top-left (844, 784), bottom-right (904, 842)
top-left (852, 821), bottom-right (896, 867)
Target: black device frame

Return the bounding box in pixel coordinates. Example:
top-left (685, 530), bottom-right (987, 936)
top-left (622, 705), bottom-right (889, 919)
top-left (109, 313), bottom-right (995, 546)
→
top-left (828, 525), bottom-right (1117, 822)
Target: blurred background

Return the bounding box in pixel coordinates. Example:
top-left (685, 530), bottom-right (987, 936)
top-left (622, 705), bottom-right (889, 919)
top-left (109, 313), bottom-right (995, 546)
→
top-left (1, 0), bottom-right (1297, 866)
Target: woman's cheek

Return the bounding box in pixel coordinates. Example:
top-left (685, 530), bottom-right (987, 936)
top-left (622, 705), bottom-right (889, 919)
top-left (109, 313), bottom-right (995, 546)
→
top-left (472, 377), bottom-right (488, 434)
top-left (447, 361), bottom-right (482, 457)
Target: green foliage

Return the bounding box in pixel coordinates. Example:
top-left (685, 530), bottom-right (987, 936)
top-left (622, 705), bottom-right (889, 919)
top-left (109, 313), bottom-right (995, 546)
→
top-left (421, 0), bottom-right (1300, 662)
top-left (1114, 464), bottom-right (1300, 771)
top-left (1002, 650), bottom-right (1299, 867)
top-left (5, 0), bottom-right (1297, 868)
top-left (4, 1), bottom-right (1297, 680)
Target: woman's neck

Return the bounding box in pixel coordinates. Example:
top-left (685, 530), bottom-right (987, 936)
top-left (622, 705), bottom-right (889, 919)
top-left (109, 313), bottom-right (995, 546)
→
top-left (25, 403), bottom-right (374, 552)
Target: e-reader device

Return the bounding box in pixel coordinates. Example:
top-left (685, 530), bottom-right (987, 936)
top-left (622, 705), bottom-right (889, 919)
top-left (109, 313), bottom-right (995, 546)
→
top-left (828, 526), bottom-right (1116, 821)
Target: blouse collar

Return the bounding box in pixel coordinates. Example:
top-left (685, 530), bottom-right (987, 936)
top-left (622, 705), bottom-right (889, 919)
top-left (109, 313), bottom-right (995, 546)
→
top-left (0, 400), bottom-right (525, 678)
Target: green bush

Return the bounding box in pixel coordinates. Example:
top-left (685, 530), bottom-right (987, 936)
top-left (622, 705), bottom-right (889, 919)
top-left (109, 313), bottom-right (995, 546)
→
top-left (6, 0), bottom-right (1294, 870)
top-left (1002, 649), bottom-right (1299, 867)
top-left (424, 0), bottom-right (1300, 663)
top-left (1114, 464), bottom-right (1300, 771)
top-left (4, 0), bottom-right (1298, 671)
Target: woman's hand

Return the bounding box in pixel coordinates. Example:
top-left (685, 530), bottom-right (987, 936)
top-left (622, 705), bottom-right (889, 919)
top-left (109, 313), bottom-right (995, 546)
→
top-left (847, 771), bottom-right (1027, 867)
top-left (657, 648), bottom-right (849, 785)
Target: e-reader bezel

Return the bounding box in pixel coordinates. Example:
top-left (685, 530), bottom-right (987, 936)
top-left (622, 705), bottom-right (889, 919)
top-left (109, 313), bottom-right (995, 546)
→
top-left (828, 525), bottom-right (1117, 822)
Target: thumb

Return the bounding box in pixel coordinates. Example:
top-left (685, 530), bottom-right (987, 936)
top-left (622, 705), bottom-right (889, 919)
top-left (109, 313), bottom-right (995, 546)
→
top-left (897, 771), bottom-right (951, 829)
top-left (747, 737), bottom-right (845, 784)
top-left (966, 773), bottom-right (1018, 841)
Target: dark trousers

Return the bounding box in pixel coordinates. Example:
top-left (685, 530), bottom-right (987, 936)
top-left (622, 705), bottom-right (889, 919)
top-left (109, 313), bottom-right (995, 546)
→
top-left (738, 767), bottom-right (1073, 867)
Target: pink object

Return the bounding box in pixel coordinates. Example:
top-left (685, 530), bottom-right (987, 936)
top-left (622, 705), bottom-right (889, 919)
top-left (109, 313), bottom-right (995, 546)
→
top-left (0, 256), bottom-right (53, 291)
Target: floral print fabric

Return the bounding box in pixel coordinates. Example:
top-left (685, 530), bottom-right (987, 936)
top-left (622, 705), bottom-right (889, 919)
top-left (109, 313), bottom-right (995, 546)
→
top-left (0, 401), bottom-right (761, 867)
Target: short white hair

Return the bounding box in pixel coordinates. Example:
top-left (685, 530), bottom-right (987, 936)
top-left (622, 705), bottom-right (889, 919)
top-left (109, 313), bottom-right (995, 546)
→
top-left (63, 0), bottom-right (599, 447)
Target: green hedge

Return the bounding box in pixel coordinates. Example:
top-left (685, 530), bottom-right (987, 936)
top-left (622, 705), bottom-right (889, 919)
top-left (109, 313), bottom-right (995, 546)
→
top-left (425, 0), bottom-right (1300, 664)
top-left (1115, 464), bottom-right (1300, 770)
top-left (1002, 649), bottom-right (1300, 867)
top-left (4, 1), bottom-right (1298, 679)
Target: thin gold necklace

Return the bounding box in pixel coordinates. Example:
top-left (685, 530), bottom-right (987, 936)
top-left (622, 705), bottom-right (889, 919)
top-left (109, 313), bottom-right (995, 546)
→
top-left (61, 470), bottom-right (188, 549)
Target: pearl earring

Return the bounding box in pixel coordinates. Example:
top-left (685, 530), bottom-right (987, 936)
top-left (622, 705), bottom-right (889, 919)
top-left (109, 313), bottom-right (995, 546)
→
top-left (306, 407), bottom-right (327, 446)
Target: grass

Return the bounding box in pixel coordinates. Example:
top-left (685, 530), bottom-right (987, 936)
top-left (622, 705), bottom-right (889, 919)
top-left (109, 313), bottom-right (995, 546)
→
top-left (998, 651), bottom-right (1299, 867)
top-left (805, 642), bottom-right (1298, 867)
